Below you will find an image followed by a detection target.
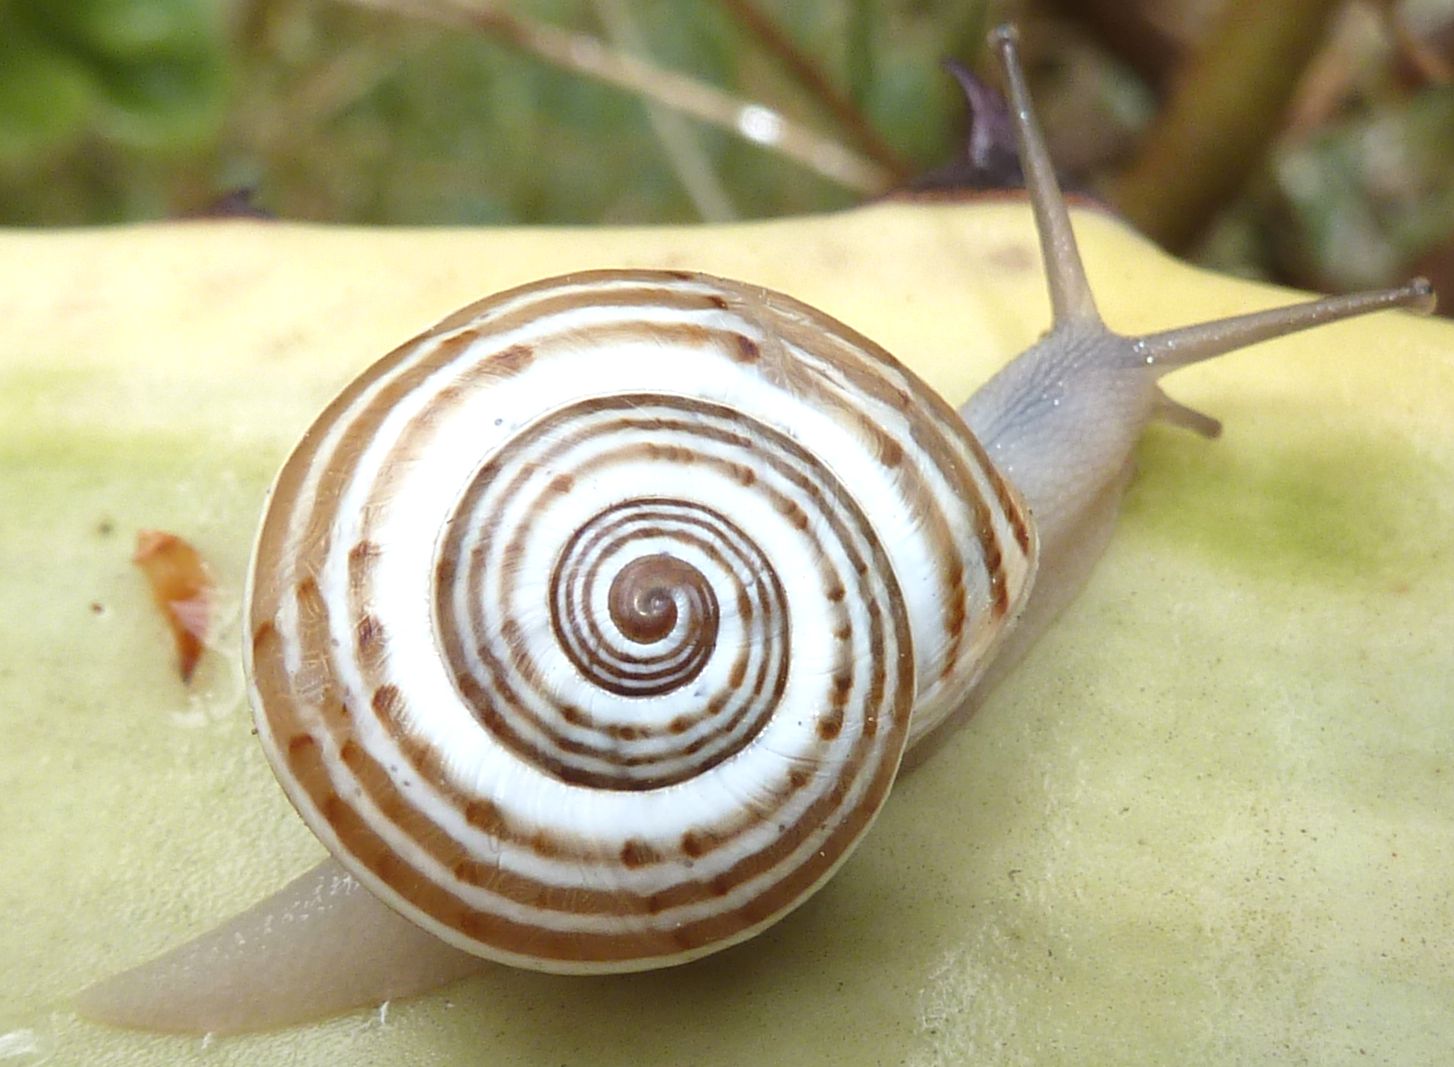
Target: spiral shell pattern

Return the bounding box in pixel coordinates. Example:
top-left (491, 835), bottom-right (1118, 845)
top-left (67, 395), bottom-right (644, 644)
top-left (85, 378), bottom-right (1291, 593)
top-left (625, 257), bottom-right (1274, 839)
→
top-left (247, 270), bottom-right (1035, 971)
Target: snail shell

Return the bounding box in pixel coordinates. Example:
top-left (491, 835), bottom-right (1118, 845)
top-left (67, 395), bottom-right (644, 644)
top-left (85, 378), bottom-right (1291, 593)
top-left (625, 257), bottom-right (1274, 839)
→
top-left (247, 269), bottom-right (1035, 972)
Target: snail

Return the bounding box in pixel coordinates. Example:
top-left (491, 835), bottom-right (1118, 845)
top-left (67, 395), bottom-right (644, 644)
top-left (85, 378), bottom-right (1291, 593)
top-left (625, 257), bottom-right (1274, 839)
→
top-left (80, 26), bottom-right (1435, 1034)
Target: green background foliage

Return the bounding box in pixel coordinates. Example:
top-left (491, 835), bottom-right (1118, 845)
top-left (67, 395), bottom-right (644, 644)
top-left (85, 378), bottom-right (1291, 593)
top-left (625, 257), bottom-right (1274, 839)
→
top-left (0, 0), bottom-right (1449, 298)
top-left (0, 0), bottom-right (229, 169)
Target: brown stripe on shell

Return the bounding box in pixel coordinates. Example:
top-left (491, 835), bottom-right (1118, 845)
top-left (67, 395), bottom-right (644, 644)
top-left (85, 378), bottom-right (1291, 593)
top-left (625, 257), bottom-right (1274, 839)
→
top-left (353, 300), bottom-right (1029, 732)
top-left (732, 334), bottom-right (761, 363)
top-left (249, 268), bottom-right (1029, 675)
top-left (260, 581), bottom-right (904, 938)
top-left (348, 540), bottom-right (381, 584)
top-left (451, 518), bottom-right (794, 788)
top-left (571, 543), bottom-right (721, 688)
top-left (550, 504), bottom-right (771, 669)
top-left (799, 338), bottom-right (996, 671)
top-left (245, 268), bottom-right (1001, 971)
top-left (271, 298), bottom-right (632, 614)
top-left (286, 669), bottom-right (906, 953)
top-left (962, 428), bottom-right (1035, 557)
top-left (340, 571), bottom-right (872, 893)
top-left (435, 409), bottom-right (783, 719)
top-left (263, 637), bottom-right (898, 965)
top-left (251, 619), bottom-right (277, 658)
top-left (333, 396), bottom-right (904, 859)
top-left (873, 425), bottom-right (904, 468)
top-left (436, 753), bottom-right (890, 964)
top-left (493, 344), bottom-right (535, 374)
top-left (468, 494), bottom-right (820, 726)
top-left (356, 613), bottom-right (384, 661)
top-left (354, 318), bottom-right (798, 575)
top-left (752, 323), bottom-right (996, 691)
top-left (433, 402), bottom-right (880, 789)
top-left (745, 291), bottom-right (1033, 654)
top-left (557, 518), bottom-right (733, 686)
top-left (419, 277), bottom-right (749, 344)
top-left (278, 328), bottom-right (489, 593)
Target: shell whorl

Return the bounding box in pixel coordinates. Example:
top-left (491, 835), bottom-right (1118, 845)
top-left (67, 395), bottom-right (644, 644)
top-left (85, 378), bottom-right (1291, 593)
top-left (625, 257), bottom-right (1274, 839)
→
top-left (246, 270), bottom-right (1035, 972)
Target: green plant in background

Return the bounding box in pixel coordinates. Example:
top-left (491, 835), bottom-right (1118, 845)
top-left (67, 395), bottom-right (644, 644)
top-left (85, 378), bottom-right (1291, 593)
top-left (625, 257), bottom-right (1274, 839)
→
top-left (0, 0), bottom-right (229, 220)
top-left (1266, 86), bottom-right (1454, 292)
top-left (229, 0), bottom-right (987, 226)
top-left (0, 0), bottom-right (1448, 304)
top-left (0, 0), bottom-right (992, 225)
top-left (0, 0), bottom-right (229, 156)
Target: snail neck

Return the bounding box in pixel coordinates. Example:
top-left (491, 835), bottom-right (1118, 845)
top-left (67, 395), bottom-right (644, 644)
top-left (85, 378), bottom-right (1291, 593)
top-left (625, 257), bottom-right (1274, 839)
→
top-left (959, 322), bottom-right (1152, 561)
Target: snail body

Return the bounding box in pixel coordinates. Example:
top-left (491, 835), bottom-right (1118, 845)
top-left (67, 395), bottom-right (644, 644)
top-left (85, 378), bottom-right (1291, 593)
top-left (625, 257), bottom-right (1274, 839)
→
top-left (80, 27), bottom-right (1434, 1033)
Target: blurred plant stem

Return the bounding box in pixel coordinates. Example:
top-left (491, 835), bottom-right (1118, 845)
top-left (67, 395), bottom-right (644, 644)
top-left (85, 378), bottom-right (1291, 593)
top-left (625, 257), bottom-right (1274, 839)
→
top-left (714, 0), bottom-right (911, 180)
top-left (1040, 0), bottom-right (1192, 86)
top-left (331, 0), bottom-right (892, 193)
top-left (1380, 0), bottom-right (1454, 85)
top-left (591, 0), bottom-right (735, 221)
top-left (1110, 0), bottom-right (1346, 251)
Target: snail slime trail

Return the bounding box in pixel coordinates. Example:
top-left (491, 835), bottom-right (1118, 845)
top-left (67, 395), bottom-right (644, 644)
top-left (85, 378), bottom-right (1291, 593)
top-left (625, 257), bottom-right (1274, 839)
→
top-left (77, 23), bottom-right (1436, 1035)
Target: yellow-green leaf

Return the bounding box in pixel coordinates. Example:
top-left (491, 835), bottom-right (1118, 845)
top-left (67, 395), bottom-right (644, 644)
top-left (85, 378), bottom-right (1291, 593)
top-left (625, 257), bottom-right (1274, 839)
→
top-left (1, 201), bottom-right (1451, 1063)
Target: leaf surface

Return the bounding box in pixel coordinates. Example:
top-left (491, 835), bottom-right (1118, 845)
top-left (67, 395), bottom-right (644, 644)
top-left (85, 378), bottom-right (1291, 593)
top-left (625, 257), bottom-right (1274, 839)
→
top-left (1, 201), bottom-right (1451, 1063)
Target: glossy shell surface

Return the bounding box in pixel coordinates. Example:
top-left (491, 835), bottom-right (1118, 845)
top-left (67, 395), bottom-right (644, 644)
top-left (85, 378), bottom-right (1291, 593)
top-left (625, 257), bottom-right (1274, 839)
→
top-left (246, 269), bottom-right (1035, 971)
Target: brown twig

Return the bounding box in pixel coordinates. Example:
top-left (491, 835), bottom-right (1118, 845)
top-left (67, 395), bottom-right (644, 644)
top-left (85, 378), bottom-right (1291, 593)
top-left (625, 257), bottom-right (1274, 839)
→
top-left (714, 0), bottom-right (912, 181)
top-left (1039, 0), bottom-right (1192, 87)
top-left (333, 0), bottom-right (892, 194)
top-left (1382, 0), bottom-right (1454, 86)
top-left (1287, 3), bottom-right (1452, 135)
top-left (1109, 0), bottom-right (1349, 251)
top-left (1282, 4), bottom-right (1377, 136)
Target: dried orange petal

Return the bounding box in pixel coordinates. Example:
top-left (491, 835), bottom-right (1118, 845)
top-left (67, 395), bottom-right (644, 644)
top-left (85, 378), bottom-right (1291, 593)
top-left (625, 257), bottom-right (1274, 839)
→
top-left (133, 530), bottom-right (212, 684)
